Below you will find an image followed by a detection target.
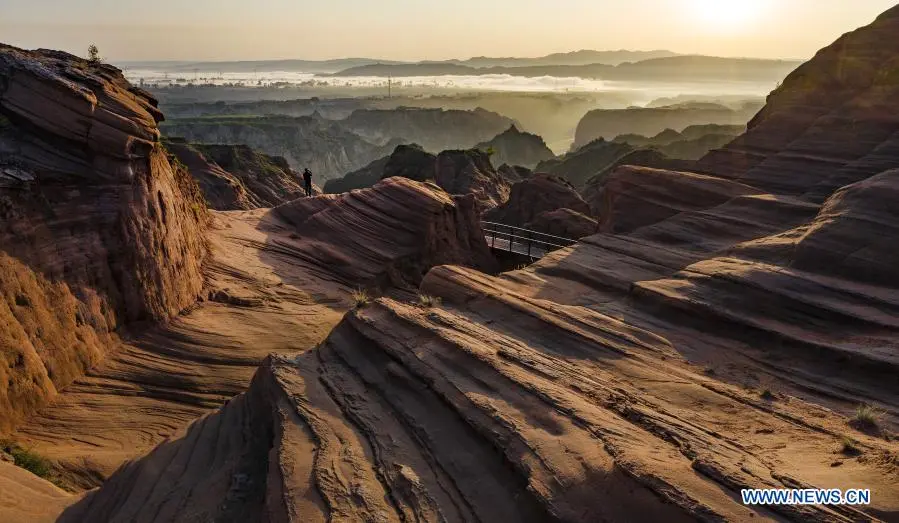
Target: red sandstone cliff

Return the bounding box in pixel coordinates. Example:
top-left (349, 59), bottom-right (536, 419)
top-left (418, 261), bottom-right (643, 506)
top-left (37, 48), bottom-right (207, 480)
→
top-left (0, 45), bottom-right (208, 431)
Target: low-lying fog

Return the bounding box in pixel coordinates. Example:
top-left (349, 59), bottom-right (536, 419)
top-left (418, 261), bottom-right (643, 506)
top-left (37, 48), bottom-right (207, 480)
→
top-left (124, 69), bottom-right (775, 107)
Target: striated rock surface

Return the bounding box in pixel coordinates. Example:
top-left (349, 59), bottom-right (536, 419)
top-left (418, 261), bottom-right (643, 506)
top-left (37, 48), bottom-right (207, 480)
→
top-left (485, 173), bottom-right (591, 229)
top-left (591, 166), bottom-right (762, 234)
top-left (274, 177), bottom-right (498, 286)
top-left (474, 124), bottom-right (555, 168)
top-left (0, 44), bottom-right (208, 431)
top-left (694, 5), bottom-right (899, 198)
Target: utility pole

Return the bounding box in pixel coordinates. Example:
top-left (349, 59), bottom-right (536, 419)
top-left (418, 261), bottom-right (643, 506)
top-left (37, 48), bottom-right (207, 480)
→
top-left (388, 74), bottom-right (392, 99)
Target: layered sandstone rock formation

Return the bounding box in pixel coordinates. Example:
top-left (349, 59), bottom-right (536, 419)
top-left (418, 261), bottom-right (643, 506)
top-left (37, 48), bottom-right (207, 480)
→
top-left (474, 124), bottom-right (555, 168)
top-left (274, 177), bottom-right (498, 286)
top-left (165, 138), bottom-right (317, 210)
top-left (64, 8), bottom-right (899, 522)
top-left (0, 45), bottom-right (208, 431)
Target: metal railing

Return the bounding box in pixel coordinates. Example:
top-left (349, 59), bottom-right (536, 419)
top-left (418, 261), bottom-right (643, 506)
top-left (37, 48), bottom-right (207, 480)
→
top-left (482, 221), bottom-right (577, 259)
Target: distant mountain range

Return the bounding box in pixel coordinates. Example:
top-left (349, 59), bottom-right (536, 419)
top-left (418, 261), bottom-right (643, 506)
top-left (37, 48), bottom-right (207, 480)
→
top-left (331, 56), bottom-right (802, 83)
top-left (119, 49), bottom-right (704, 74)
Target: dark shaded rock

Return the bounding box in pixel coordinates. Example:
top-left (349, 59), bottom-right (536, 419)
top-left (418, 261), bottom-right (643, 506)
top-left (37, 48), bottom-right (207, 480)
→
top-left (525, 208), bottom-right (598, 239)
top-left (324, 156), bottom-right (390, 194)
top-left (382, 144), bottom-right (437, 182)
top-left (574, 102), bottom-right (760, 149)
top-left (165, 138), bottom-right (320, 209)
top-left (593, 166), bottom-right (762, 234)
top-left (536, 139), bottom-right (635, 189)
top-left (475, 125), bottom-right (554, 169)
top-left (486, 173), bottom-right (591, 227)
top-left (497, 164), bottom-right (533, 183)
top-left (434, 149), bottom-right (510, 211)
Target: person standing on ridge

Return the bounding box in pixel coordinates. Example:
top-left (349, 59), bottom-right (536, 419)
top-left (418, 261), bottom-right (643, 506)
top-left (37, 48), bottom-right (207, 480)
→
top-left (303, 168), bottom-right (313, 197)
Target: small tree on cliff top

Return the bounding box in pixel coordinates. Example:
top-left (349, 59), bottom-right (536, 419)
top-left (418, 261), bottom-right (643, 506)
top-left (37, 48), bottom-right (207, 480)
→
top-left (88, 44), bottom-right (101, 65)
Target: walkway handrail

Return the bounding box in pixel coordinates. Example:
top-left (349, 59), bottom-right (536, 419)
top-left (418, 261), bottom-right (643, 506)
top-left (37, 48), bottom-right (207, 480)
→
top-left (482, 221), bottom-right (576, 245)
top-left (482, 221), bottom-right (577, 258)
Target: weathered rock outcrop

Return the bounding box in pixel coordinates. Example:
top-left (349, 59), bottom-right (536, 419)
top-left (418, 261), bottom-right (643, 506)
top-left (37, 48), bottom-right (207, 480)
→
top-left (274, 177), bottom-right (498, 286)
top-left (323, 143), bottom-right (437, 194)
top-left (198, 142), bottom-right (319, 205)
top-left (341, 107), bottom-right (515, 153)
top-left (164, 138), bottom-right (255, 210)
top-left (591, 166), bottom-right (763, 233)
top-left (474, 125), bottom-right (555, 168)
top-left (614, 124), bottom-right (744, 147)
top-left (433, 149), bottom-right (510, 211)
top-left (167, 138), bottom-right (320, 210)
top-left (486, 173), bottom-right (591, 230)
top-left (574, 101), bottom-right (762, 149)
top-left (382, 143), bottom-right (437, 182)
top-left (0, 45), bottom-right (208, 431)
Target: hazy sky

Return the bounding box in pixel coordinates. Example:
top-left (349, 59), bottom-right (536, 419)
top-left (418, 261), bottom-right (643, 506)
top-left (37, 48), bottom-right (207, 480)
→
top-left (1, 0), bottom-right (897, 62)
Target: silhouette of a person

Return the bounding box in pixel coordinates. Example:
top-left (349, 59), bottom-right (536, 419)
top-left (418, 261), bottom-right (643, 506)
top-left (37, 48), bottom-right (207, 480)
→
top-left (303, 168), bottom-right (313, 197)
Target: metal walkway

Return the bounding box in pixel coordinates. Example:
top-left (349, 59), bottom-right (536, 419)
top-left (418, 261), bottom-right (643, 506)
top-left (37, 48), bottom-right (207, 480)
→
top-left (482, 221), bottom-right (577, 260)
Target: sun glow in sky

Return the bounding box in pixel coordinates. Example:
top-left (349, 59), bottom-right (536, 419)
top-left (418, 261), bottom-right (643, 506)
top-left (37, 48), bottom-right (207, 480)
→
top-left (0, 0), bottom-right (896, 61)
top-left (688, 0), bottom-right (773, 30)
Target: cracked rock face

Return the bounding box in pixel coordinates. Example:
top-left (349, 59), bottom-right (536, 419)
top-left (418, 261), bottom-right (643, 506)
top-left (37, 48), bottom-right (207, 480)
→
top-left (0, 45), bottom-right (208, 431)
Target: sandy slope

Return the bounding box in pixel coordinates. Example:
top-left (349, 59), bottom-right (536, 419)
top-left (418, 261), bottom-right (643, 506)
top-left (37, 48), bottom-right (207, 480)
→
top-left (13, 210), bottom-right (350, 494)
